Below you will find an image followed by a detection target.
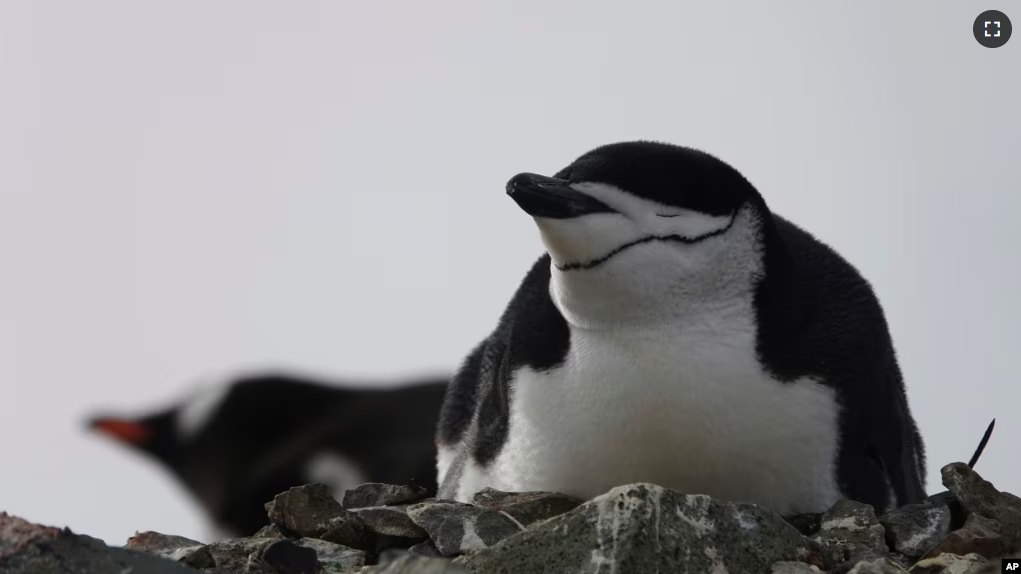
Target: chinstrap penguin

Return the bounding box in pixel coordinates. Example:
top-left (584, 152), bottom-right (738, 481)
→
top-left (435, 140), bottom-right (928, 515)
top-left (89, 372), bottom-right (448, 538)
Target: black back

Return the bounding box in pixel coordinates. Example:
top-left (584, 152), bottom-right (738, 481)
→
top-left (437, 140), bottom-right (927, 511)
top-left (97, 373), bottom-right (449, 537)
top-left (755, 215), bottom-right (927, 507)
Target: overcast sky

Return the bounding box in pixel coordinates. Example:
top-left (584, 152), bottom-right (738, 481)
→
top-left (1, 1), bottom-right (1017, 545)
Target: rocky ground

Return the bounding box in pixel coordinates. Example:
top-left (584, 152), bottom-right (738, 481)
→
top-left (2, 462), bottom-right (1018, 574)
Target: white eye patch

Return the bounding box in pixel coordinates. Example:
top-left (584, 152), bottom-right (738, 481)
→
top-left (176, 379), bottom-right (232, 440)
top-left (568, 182), bottom-right (734, 240)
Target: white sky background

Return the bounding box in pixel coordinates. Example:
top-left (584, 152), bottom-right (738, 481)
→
top-left (1, 1), bottom-right (1017, 546)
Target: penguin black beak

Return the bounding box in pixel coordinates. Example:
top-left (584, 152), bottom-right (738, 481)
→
top-left (506, 173), bottom-right (617, 219)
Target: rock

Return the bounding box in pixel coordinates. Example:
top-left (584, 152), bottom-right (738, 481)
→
top-left (318, 515), bottom-right (376, 551)
top-left (265, 483), bottom-right (347, 537)
top-left (813, 499), bottom-right (888, 565)
top-left (406, 501), bottom-right (523, 557)
top-left (942, 462), bottom-right (1021, 543)
top-left (9, 469), bottom-right (1021, 574)
top-left (123, 530), bottom-right (202, 552)
top-left (924, 491), bottom-right (966, 530)
top-left (360, 552), bottom-right (469, 573)
top-left (786, 513), bottom-right (823, 537)
top-left (252, 524), bottom-right (295, 540)
top-left (352, 506), bottom-right (428, 539)
top-left (375, 548), bottom-right (410, 565)
top-left (124, 531), bottom-right (215, 569)
top-left (470, 488), bottom-right (583, 527)
top-left (930, 513), bottom-right (1013, 559)
top-left (408, 541), bottom-right (443, 557)
top-left (342, 483), bottom-right (429, 509)
top-left (460, 483), bottom-right (824, 574)
top-left (887, 553), bottom-right (913, 570)
top-left (0, 512), bottom-right (199, 574)
top-left (208, 537), bottom-right (319, 574)
top-left (844, 557), bottom-right (907, 573)
top-left (207, 538), bottom-right (270, 572)
top-left (293, 538), bottom-right (365, 573)
top-left (258, 539), bottom-right (320, 574)
top-left (263, 484), bottom-right (376, 551)
top-left (157, 545), bottom-right (215, 569)
top-left (910, 552), bottom-right (991, 574)
top-left (880, 503), bottom-right (951, 558)
top-left (772, 561), bottom-right (824, 573)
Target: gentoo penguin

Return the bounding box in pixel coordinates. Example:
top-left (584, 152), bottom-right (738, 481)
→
top-left (89, 372), bottom-right (448, 538)
top-left (436, 140), bottom-right (927, 516)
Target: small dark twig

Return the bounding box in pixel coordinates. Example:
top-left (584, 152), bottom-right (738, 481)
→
top-left (967, 418), bottom-right (996, 469)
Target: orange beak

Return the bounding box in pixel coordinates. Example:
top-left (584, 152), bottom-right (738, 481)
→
top-left (89, 417), bottom-right (152, 446)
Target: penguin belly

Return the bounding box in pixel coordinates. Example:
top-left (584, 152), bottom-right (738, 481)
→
top-left (460, 320), bottom-right (844, 515)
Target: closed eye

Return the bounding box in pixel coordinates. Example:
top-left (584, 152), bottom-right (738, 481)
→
top-left (656, 213), bottom-right (680, 218)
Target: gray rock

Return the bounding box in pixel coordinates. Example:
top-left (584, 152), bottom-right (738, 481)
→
top-left (0, 512), bottom-right (201, 574)
top-left (124, 531), bottom-right (214, 569)
top-left (772, 561), bottom-right (824, 573)
top-left (293, 538), bottom-right (365, 573)
top-left (406, 501), bottom-right (523, 557)
top-left (459, 483), bottom-right (825, 574)
top-left (924, 491), bottom-right (966, 530)
top-left (845, 557), bottom-right (907, 573)
top-left (812, 499), bottom-right (888, 565)
top-left (352, 506), bottom-right (428, 539)
top-left (208, 537), bottom-right (319, 574)
top-left (258, 539), bottom-right (320, 574)
top-left (880, 503), bottom-right (951, 558)
top-left (470, 488), bottom-right (583, 527)
top-left (252, 524), bottom-right (294, 540)
top-left (263, 483), bottom-right (376, 551)
top-left (207, 538), bottom-right (271, 572)
top-left (887, 552), bottom-right (913, 570)
top-left (910, 552), bottom-right (992, 574)
top-left (942, 462), bottom-right (1021, 543)
top-left (342, 483), bottom-right (429, 509)
top-left (360, 552), bottom-right (469, 573)
top-left (931, 513), bottom-right (1013, 559)
top-left (375, 548), bottom-right (411, 565)
top-left (265, 483), bottom-right (347, 537)
top-left (785, 513), bottom-right (823, 537)
top-left (318, 515), bottom-right (376, 551)
top-left (408, 541), bottom-right (443, 557)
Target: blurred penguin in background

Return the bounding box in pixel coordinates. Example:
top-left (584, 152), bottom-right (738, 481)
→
top-left (88, 371), bottom-right (449, 539)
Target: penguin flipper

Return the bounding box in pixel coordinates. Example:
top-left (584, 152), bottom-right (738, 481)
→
top-left (434, 336), bottom-right (510, 500)
top-left (434, 254), bottom-right (569, 501)
top-left (435, 341), bottom-right (488, 498)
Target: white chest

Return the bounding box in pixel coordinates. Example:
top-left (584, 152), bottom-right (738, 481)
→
top-left (459, 317), bottom-right (843, 515)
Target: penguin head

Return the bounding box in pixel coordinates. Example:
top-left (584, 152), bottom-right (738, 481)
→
top-left (89, 409), bottom-right (182, 465)
top-left (507, 141), bottom-right (770, 326)
top-left (86, 375), bottom-right (370, 537)
top-left (88, 380), bottom-right (236, 471)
